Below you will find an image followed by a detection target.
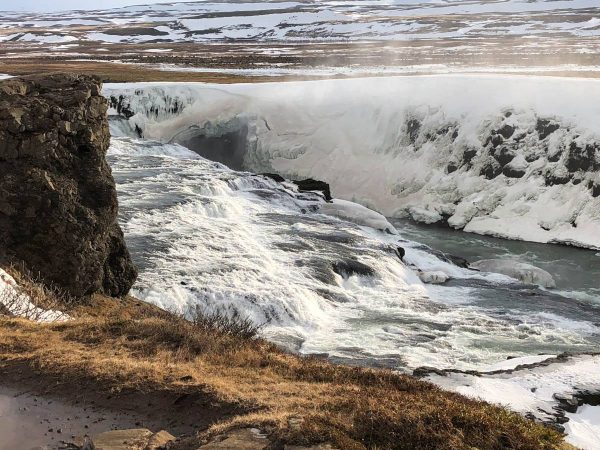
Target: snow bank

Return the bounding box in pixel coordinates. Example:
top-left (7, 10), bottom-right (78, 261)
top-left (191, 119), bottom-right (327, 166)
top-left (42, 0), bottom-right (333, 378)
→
top-left (105, 75), bottom-right (600, 250)
top-left (565, 404), bottom-right (600, 450)
top-left (426, 354), bottom-right (600, 450)
top-left (319, 199), bottom-right (397, 234)
top-left (470, 259), bottom-right (556, 288)
top-left (0, 269), bottom-right (69, 323)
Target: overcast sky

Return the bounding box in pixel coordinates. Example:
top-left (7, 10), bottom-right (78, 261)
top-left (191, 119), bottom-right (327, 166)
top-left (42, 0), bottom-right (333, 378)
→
top-left (0, 0), bottom-right (182, 12)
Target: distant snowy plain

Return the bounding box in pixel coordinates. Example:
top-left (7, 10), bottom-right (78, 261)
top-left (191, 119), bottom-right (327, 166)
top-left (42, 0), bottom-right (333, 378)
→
top-left (3, 0), bottom-right (600, 43)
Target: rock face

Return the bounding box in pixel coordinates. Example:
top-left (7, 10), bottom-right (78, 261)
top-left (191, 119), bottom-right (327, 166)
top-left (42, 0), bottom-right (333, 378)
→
top-left (0, 74), bottom-right (137, 297)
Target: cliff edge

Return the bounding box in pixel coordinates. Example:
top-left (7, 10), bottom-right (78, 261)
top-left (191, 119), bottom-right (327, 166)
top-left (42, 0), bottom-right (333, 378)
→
top-left (0, 74), bottom-right (136, 297)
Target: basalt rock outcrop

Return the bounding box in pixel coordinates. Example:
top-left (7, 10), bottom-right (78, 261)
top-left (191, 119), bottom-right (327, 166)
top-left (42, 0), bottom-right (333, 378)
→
top-left (0, 74), bottom-right (137, 297)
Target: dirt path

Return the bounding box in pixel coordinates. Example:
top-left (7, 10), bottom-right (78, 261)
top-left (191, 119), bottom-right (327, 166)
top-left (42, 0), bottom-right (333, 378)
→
top-left (0, 362), bottom-right (245, 450)
top-left (0, 384), bottom-right (149, 450)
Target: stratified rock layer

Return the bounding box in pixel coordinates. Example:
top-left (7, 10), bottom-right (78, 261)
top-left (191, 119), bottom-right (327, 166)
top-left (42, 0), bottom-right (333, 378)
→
top-left (0, 74), bottom-right (137, 297)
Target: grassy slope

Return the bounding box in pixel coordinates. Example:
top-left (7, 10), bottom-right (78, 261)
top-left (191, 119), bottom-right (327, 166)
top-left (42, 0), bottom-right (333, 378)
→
top-left (0, 289), bottom-right (568, 450)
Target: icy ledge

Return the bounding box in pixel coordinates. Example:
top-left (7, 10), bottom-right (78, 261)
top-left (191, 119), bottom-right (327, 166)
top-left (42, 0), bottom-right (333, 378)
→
top-left (419, 353), bottom-right (600, 450)
top-left (105, 75), bottom-right (600, 250)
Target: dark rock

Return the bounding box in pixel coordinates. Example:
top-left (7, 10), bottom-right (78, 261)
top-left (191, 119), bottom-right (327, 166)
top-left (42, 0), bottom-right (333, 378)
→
top-left (406, 118), bottom-right (421, 145)
top-left (489, 134), bottom-right (504, 149)
top-left (494, 146), bottom-right (516, 166)
top-left (545, 172), bottom-right (571, 187)
top-left (296, 259), bottom-right (338, 285)
top-left (575, 390), bottom-right (600, 407)
top-left (177, 122), bottom-right (248, 171)
top-left (525, 153), bottom-right (540, 163)
top-left (331, 259), bottom-right (375, 278)
top-left (435, 126), bottom-right (452, 137)
top-left (108, 94), bottom-right (134, 119)
top-left (553, 394), bottom-right (579, 414)
top-left (412, 366), bottom-right (447, 378)
top-left (446, 161), bottom-right (458, 174)
top-left (496, 124), bottom-right (515, 139)
top-left (262, 173), bottom-right (285, 183)
top-left (588, 181), bottom-right (600, 198)
top-left (565, 142), bottom-right (598, 172)
top-left (0, 302), bottom-right (11, 316)
top-left (536, 118), bottom-right (560, 140)
top-left (395, 247), bottom-right (406, 262)
top-left (0, 74), bottom-right (137, 297)
top-left (293, 178), bottom-right (332, 201)
top-left (502, 166), bottom-right (526, 178)
top-left (430, 250), bottom-right (469, 268)
top-left (462, 148), bottom-right (478, 165)
top-left (547, 150), bottom-right (562, 163)
top-left (480, 160), bottom-right (502, 179)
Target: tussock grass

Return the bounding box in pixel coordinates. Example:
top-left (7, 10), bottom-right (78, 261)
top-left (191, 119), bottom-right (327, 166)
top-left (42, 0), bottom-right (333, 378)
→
top-left (0, 292), bottom-right (566, 450)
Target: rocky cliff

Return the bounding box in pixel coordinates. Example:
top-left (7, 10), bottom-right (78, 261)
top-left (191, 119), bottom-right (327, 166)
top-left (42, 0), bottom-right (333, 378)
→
top-left (0, 74), bottom-right (137, 297)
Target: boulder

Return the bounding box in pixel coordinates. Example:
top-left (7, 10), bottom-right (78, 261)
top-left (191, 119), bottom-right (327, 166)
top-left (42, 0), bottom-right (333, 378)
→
top-left (93, 429), bottom-right (153, 450)
top-left (198, 428), bottom-right (269, 449)
top-left (418, 271), bottom-right (450, 284)
top-left (331, 259), bottom-right (375, 279)
top-left (0, 74), bottom-right (137, 297)
top-left (262, 173), bottom-right (286, 183)
top-left (536, 118), bottom-right (560, 140)
top-left (502, 165), bottom-right (526, 178)
top-left (480, 159), bottom-right (502, 179)
top-left (565, 142), bottom-right (598, 173)
top-left (494, 146), bottom-right (515, 166)
top-left (496, 124), bottom-right (515, 139)
top-left (446, 161), bottom-right (458, 174)
top-left (146, 430), bottom-right (176, 449)
top-left (461, 148), bottom-right (478, 165)
top-left (293, 178), bottom-right (332, 201)
top-left (406, 118), bottom-right (421, 145)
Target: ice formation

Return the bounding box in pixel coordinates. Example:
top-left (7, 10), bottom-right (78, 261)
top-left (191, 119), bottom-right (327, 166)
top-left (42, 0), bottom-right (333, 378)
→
top-left (105, 75), bottom-right (600, 250)
top-left (470, 259), bottom-right (556, 288)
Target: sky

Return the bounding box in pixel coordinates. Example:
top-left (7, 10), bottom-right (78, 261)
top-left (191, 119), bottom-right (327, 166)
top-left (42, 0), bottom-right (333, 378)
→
top-left (0, 0), bottom-right (181, 12)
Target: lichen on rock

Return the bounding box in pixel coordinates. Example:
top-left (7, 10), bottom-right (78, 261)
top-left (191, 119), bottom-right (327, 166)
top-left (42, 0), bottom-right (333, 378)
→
top-left (0, 73), bottom-right (137, 297)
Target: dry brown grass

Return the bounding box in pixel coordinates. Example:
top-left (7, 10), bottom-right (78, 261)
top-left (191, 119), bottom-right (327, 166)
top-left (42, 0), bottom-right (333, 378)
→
top-left (0, 290), bottom-right (567, 450)
top-left (3, 57), bottom-right (600, 85)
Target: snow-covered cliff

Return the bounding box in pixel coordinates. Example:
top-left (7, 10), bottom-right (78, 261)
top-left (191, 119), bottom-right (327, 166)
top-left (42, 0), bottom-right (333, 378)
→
top-left (105, 75), bottom-right (600, 249)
